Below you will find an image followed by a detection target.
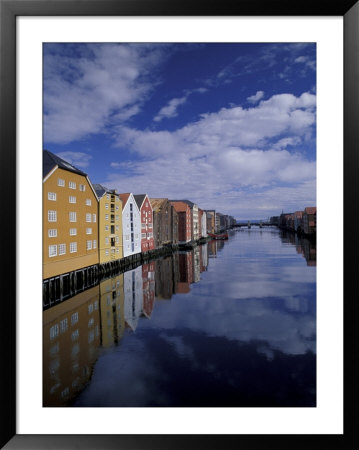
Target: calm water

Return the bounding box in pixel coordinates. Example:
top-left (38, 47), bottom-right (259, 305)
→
top-left (43, 228), bottom-right (316, 407)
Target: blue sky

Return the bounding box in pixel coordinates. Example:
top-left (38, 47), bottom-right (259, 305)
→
top-left (43, 43), bottom-right (316, 220)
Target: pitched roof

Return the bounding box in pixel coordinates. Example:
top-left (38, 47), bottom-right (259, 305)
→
top-left (170, 199), bottom-right (196, 208)
top-left (93, 183), bottom-right (109, 198)
top-left (133, 194), bottom-right (147, 209)
top-left (150, 198), bottom-right (168, 212)
top-left (170, 201), bottom-right (191, 212)
top-left (304, 207), bottom-right (317, 215)
top-left (119, 193), bottom-right (131, 206)
top-left (43, 149), bottom-right (87, 178)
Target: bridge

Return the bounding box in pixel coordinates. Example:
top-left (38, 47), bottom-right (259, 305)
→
top-left (233, 221), bottom-right (277, 228)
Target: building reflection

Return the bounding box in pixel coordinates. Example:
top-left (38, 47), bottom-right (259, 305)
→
top-left (43, 242), bottom-right (209, 406)
top-left (124, 265), bottom-right (143, 332)
top-left (43, 286), bottom-right (101, 407)
top-left (142, 262), bottom-right (156, 318)
top-left (99, 274), bottom-right (125, 348)
top-left (155, 254), bottom-right (179, 300)
top-left (176, 251), bottom-right (193, 293)
top-left (280, 231), bottom-right (316, 266)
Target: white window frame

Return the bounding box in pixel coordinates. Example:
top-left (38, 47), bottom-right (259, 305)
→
top-left (69, 195), bottom-right (76, 203)
top-left (69, 181), bottom-right (76, 189)
top-left (86, 240), bottom-right (92, 250)
top-left (58, 243), bottom-right (66, 255)
top-left (92, 214), bottom-right (96, 223)
top-left (79, 184), bottom-right (86, 192)
top-left (105, 203), bottom-right (109, 209)
top-left (48, 210), bottom-right (57, 222)
top-left (48, 229), bottom-right (57, 238)
top-left (86, 199), bottom-right (92, 206)
top-left (69, 212), bottom-right (77, 222)
top-left (70, 242), bottom-right (77, 253)
top-left (86, 228), bottom-right (92, 235)
top-left (57, 178), bottom-right (65, 187)
top-left (86, 213), bottom-right (92, 223)
top-left (48, 192), bottom-right (56, 201)
top-left (69, 228), bottom-right (77, 236)
top-left (93, 240), bottom-right (97, 249)
top-left (49, 245), bottom-right (57, 257)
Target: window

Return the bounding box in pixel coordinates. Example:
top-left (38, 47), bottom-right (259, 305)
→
top-left (105, 214), bottom-right (109, 221)
top-left (48, 229), bottom-right (57, 238)
top-left (116, 225), bottom-right (119, 231)
top-left (86, 213), bottom-right (92, 222)
top-left (69, 195), bottom-right (76, 203)
top-left (92, 214), bottom-right (96, 222)
top-left (116, 205), bottom-right (119, 210)
top-left (58, 244), bottom-right (66, 255)
top-left (71, 329), bottom-right (79, 341)
top-left (106, 194), bottom-right (110, 200)
top-left (79, 184), bottom-right (85, 191)
top-left (69, 181), bottom-right (76, 189)
top-left (60, 318), bottom-right (68, 333)
top-left (48, 210), bottom-right (57, 222)
top-left (69, 212), bottom-right (77, 222)
top-left (49, 245), bottom-right (57, 257)
top-left (116, 248), bottom-right (119, 253)
top-left (71, 312), bottom-right (79, 325)
top-left (93, 240), bottom-right (97, 249)
top-left (69, 228), bottom-right (77, 236)
top-left (57, 178), bottom-right (65, 187)
top-left (116, 236), bottom-right (119, 242)
top-left (105, 237), bottom-right (109, 245)
top-left (116, 215), bottom-right (119, 221)
top-left (126, 235), bottom-right (129, 241)
top-left (50, 324), bottom-right (59, 340)
top-left (86, 198), bottom-right (92, 206)
top-left (105, 225), bottom-right (109, 231)
top-left (130, 203), bottom-right (133, 211)
top-left (105, 203), bottom-right (109, 209)
top-left (86, 228), bottom-right (92, 234)
top-left (48, 192), bottom-right (56, 201)
top-left (141, 233), bottom-right (146, 238)
top-left (86, 240), bottom-right (92, 250)
top-left (70, 242), bottom-right (77, 253)
top-left (135, 234), bottom-right (138, 239)
top-left (105, 249), bottom-right (109, 256)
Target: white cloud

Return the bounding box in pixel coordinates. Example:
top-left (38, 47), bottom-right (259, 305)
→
top-left (44, 44), bottom-right (167, 144)
top-left (153, 96), bottom-right (188, 122)
top-left (55, 151), bottom-right (92, 169)
top-left (104, 91), bottom-right (316, 218)
top-left (247, 90), bottom-right (264, 103)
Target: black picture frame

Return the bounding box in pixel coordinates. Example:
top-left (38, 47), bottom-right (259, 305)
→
top-left (1, 0), bottom-right (357, 448)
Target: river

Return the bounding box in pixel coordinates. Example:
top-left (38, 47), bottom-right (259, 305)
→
top-left (43, 227), bottom-right (316, 407)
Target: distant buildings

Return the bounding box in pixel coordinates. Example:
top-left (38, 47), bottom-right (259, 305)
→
top-left (279, 207), bottom-right (316, 237)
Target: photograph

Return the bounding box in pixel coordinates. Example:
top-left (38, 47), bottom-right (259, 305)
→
top-left (42, 42), bottom-right (317, 408)
top-left (1, 0), bottom-right (357, 448)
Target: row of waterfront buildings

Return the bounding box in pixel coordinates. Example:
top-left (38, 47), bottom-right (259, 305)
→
top-left (43, 150), bottom-right (236, 283)
top-left (270, 207), bottom-right (317, 237)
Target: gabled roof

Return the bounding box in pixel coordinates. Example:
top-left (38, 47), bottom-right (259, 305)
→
top-left (134, 194), bottom-right (147, 210)
top-left (304, 207), bottom-right (317, 215)
top-left (170, 201), bottom-right (191, 212)
top-left (119, 193), bottom-right (131, 206)
top-left (43, 149), bottom-right (87, 178)
top-left (93, 183), bottom-right (109, 199)
top-left (170, 199), bottom-right (196, 208)
top-left (93, 184), bottom-right (119, 199)
top-left (150, 198), bottom-right (168, 212)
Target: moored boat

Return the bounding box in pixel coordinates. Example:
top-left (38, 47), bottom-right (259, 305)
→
top-left (207, 232), bottom-right (228, 240)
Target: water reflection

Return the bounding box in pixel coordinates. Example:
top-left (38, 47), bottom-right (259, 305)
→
top-left (43, 228), bottom-right (316, 407)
